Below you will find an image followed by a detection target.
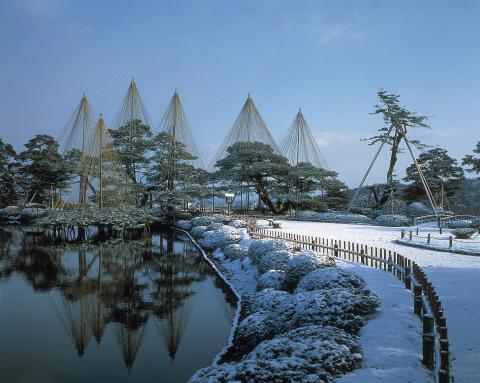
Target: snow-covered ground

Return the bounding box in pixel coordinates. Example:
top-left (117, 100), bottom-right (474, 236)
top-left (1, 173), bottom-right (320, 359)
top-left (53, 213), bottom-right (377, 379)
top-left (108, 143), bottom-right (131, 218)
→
top-left (267, 220), bottom-right (480, 383)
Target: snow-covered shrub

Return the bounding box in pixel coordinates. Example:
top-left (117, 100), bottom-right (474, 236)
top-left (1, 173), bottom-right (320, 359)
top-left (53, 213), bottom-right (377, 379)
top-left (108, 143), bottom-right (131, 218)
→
top-left (256, 270), bottom-right (285, 291)
top-left (20, 207), bottom-right (47, 220)
top-left (190, 325), bottom-right (362, 383)
top-left (258, 249), bottom-right (294, 274)
top-left (248, 239), bottom-right (291, 264)
top-left (283, 250), bottom-right (335, 290)
top-left (246, 325), bottom-right (362, 377)
top-left (408, 201), bottom-right (431, 217)
top-left (190, 225), bottom-right (208, 239)
top-left (373, 214), bottom-right (411, 227)
top-left (199, 226), bottom-right (240, 251)
top-left (191, 215), bottom-right (224, 227)
top-left (250, 288), bottom-right (290, 313)
top-left (228, 219), bottom-right (248, 228)
top-left (451, 228), bottom-right (476, 239)
top-left (222, 243), bottom-right (249, 260)
top-left (314, 212), bottom-right (371, 224)
top-left (296, 268), bottom-right (365, 293)
top-left (175, 219), bottom-right (192, 231)
top-left (206, 222), bottom-right (226, 231)
top-left (446, 220), bottom-right (473, 229)
top-left (235, 311), bottom-right (273, 350)
top-left (271, 288), bottom-right (379, 334)
top-left (382, 199), bottom-right (408, 216)
top-left (296, 210), bottom-right (317, 220)
top-left (471, 218), bottom-right (480, 229)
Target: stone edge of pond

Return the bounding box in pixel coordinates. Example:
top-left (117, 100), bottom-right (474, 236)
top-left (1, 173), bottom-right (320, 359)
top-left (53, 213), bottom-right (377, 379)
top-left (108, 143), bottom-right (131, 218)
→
top-left (173, 228), bottom-right (243, 366)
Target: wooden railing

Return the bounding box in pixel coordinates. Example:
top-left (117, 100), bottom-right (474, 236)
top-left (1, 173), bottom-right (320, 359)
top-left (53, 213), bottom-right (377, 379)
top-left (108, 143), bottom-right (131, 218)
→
top-left (251, 228), bottom-right (452, 383)
top-left (439, 215), bottom-right (479, 227)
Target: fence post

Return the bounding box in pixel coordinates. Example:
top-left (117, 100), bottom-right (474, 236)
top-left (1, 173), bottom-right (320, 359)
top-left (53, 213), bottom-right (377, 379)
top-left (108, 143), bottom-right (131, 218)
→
top-left (414, 285), bottom-right (423, 317)
top-left (387, 254), bottom-right (392, 272)
top-left (437, 216), bottom-right (441, 227)
top-left (409, 231), bottom-right (412, 240)
top-left (416, 227), bottom-right (419, 235)
top-left (449, 236), bottom-right (453, 248)
top-left (427, 233), bottom-right (431, 244)
top-left (401, 229), bottom-right (405, 239)
top-left (422, 314), bottom-right (435, 370)
top-left (404, 266), bottom-right (411, 290)
top-left (439, 226), bottom-right (443, 235)
top-left (334, 244), bottom-right (339, 257)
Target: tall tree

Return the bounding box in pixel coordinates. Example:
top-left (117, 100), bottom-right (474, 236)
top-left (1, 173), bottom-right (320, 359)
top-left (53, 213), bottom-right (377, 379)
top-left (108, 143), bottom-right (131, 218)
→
top-left (0, 138), bottom-right (17, 207)
top-left (276, 162), bottom-right (346, 211)
top-left (148, 132), bottom-right (198, 208)
top-left (462, 141), bottom-right (480, 174)
top-left (403, 147), bottom-right (465, 202)
top-left (108, 119), bottom-right (155, 186)
top-left (214, 142), bottom-right (290, 213)
top-left (18, 135), bottom-right (77, 205)
top-left (366, 90), bottom-right (429, 189)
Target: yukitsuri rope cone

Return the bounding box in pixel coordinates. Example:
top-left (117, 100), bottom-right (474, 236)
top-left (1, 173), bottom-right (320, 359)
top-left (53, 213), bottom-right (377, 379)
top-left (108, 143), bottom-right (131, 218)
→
top-left (59, 93), bottom-right (96, 203)
top-left (280, 108), bottom-right (328, 169)
top-left (159, 89), bottom-right (205, 169)
top-left (210, 94), bottom-right (281, 169)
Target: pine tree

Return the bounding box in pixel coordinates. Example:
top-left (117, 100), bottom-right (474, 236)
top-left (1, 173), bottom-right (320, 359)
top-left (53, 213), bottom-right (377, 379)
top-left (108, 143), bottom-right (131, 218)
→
top-left (403, 147), bottom-right (465, 202)
top-left (0, 138), bottom-right (17, 207)
top-left (18, 135), bottom-right (77, 205)
top-left (214, 142), bottom-right (290, 214)
top-left (462, 141), bottom-right (480, 174)
top-left (366, 90), bottom-right (429, 189)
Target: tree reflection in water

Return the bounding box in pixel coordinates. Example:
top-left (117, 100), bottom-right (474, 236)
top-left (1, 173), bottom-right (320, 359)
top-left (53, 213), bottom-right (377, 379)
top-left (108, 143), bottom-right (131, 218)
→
top-left (0, 228), bottom-right (236, 370)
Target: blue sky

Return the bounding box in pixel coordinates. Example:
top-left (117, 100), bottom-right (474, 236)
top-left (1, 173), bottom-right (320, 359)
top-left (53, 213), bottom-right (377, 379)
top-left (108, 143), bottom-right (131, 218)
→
top-left (1, 0), bottom-right (479, 186)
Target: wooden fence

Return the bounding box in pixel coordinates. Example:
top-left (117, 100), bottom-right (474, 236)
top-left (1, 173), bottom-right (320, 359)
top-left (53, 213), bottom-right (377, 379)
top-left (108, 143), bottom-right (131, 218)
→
top-left (251, 228), bottom-right (452, 383)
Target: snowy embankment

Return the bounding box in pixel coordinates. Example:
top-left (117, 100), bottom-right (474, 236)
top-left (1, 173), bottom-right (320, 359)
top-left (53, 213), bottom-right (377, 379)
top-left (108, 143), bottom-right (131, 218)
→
top-left (176, 216), bottom-right (433, 382)
top-left (270, 220), bottom-right (480, 383)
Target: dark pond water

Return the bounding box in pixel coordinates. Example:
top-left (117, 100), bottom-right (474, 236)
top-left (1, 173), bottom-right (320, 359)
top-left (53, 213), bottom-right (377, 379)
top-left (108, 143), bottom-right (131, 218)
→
top-left (0, 228), bottom-right (236, 383)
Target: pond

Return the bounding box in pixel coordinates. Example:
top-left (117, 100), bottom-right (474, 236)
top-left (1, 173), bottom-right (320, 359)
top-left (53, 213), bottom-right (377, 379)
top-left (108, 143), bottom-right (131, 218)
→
top-left (0, 228), bottom-right (237, 383)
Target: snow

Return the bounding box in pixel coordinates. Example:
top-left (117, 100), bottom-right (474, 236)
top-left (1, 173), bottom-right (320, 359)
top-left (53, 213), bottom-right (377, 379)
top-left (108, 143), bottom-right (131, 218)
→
top-left (222, 243), bottom-right (249, 260)
top-left (373, 214), bottom-right (411, 227)
top-left (175, 219), bottom-right (192, 230)
top-left (267, 219), bottom-right (480, 382)
top-left (248, 239), bottom-right (292, 264)
top-left (283, 250), bottom-right (336, 290)
top-left (256, 270), bottom-right (285, 291)
top-left (257, 249), bottom-right (293, 274)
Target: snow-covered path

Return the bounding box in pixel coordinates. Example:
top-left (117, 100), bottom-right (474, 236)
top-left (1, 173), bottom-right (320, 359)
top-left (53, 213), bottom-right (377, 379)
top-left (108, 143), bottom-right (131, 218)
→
top-left (336, 259), bottom-right (431, 383)
top-left (268, 220), bottom-right (480, 383)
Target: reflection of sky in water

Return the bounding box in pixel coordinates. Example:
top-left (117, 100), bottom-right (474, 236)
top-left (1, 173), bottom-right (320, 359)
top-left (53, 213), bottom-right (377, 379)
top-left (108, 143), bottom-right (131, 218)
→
top-left (0, 229), bottom-right (236, 383)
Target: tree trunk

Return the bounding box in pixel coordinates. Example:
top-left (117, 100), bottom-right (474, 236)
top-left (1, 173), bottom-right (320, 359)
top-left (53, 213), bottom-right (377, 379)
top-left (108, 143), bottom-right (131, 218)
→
top-left (254, 183), bottom-right (277, 214)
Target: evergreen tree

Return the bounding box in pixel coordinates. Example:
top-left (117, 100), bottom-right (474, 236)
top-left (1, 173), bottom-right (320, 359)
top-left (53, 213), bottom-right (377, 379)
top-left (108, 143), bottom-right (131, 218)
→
top-left (148, 132), bottom-right (198, 208)
top-left (366, 90), bottom-right (429, 193)
top-left (277, 162), bottom-right (346, 211)
top-left (403, 147), bottom-right (465, 202)
top-left (0, 138), bottom-right (17, 207)
top-left (108, 119), bottom-right (155, 185)
top-left (214, 142), bottom-right (290, 214)
top-left (462, 141), bottom-right (480, 174)
top-left (18, 135), bottom-right (77, 205)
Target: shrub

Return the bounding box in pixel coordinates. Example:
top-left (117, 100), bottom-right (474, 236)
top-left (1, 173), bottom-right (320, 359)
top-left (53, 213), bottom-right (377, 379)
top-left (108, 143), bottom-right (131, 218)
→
top-left (256, 270), bottom-right (285, 291)
top-left (283, 250), bottom-right (335, 290)
top-left (248, 239), bottom-right (291, 264)
top-left (451, 228), bottom-right (476, 239)
top-left (373, 214), bottom-right (411, 227)
top-left (228, 219), bottom-right (248, 228)
top-left (190, 225), bottom-right (208, 239)
top-left (175, 219), bottom-right (192, 230)
top-left (223, 244), bottom-right (249, 260)
top-left (296, 268), bottom-right (365, 293)
top-left (199, 226), bottom-right (240, 250)
top-left (258, 250), bottom-right (294, 274)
